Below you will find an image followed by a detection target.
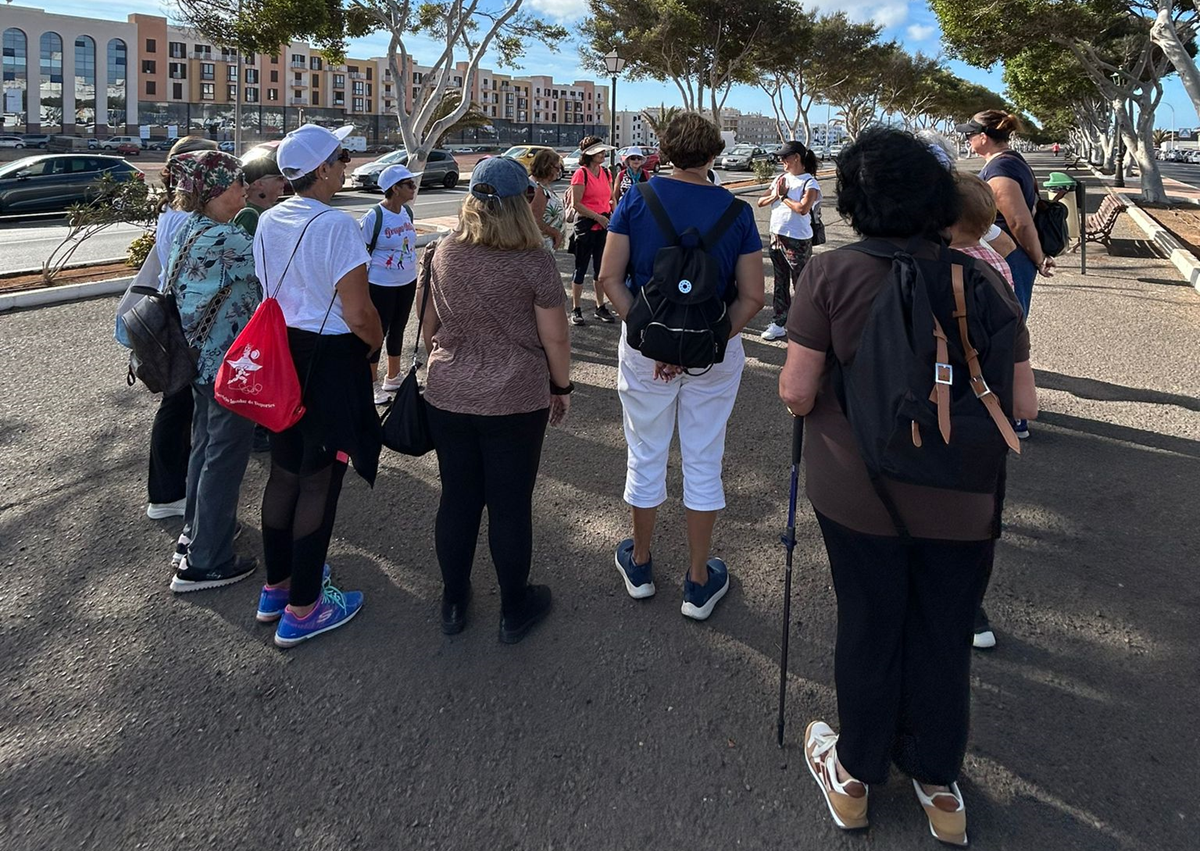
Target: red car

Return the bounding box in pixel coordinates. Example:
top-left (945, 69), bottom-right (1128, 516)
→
top-left (116, 141), bottom-right (140, 156)
top-left (618, 146), bottom-right (661, 174)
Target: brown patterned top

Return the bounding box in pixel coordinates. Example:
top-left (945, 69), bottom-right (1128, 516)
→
top-left (422, 237), bottom-right (566, 416)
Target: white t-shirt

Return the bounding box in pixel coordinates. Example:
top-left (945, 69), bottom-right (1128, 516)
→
top-left (769, 173), bottom-right (820, 240)
top-left (358, 204), bottom-right (418, 286)
top-left (156, 208), bottom-right (190, 290)
top-left (253, 196), bottom-right (369, 335)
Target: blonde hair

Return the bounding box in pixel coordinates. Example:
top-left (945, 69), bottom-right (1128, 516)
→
top-left (953, 172), bottom-right (997, 241)
top-left (171, 189), bottom-right (209, 214)
top-left (454, 192), bottom-right (544, 251)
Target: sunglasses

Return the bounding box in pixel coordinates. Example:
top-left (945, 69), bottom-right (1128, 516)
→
top-left (336, 148), bottom-right (352, 163)
top-left (399, 180), bottom-right (416, 189)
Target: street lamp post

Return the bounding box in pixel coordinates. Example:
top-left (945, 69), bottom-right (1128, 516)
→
top-left (1166, 102), bottom-right (1176, 152)
top-left (604, 49), bottom-right (625, 170)
top-left (1112, 73), bottom-right (1125, 188)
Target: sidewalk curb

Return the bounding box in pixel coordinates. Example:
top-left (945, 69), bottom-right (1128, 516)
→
top-left (1087, 164), bottom-right (1200, 294)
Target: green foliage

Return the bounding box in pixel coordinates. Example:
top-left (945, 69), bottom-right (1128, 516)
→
top-left (127, 232), bottom-right (155, 269)
top-left (751, 159), bottom-right (776, 183)
top-left (641, 104), bottom-right (682, 138)
top-left (44, 172), bottom-right (161, 283)
top-left (431, 93), bottom-right (490, 145)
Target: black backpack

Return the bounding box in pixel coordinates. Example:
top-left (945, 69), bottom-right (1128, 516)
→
top-left (833, 239), bottom-right (1023, 537)
top-left (624, 181), bottom-right (746, 372)
top-left (1034, 197), bottom-right (1070, 257)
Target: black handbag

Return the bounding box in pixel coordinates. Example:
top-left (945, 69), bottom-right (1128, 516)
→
top-left (381, 240), bottom-right (438, 456)
top-left (810, 198), bottom-right (826, 246)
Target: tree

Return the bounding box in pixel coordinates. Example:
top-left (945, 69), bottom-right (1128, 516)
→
top-left (822, 40), bottom-right (901, 140)
top-left (640, 104), bottom-right (682, 138)
top-left (44, 172), bottom-right (160, 284)
top-left (429, 93), bottom-right (490, 146)
top-left (172, 0), bottom-right (359, 58)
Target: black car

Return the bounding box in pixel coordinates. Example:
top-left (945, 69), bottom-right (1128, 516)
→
top-left (0, 154), bottom-right (144, 215)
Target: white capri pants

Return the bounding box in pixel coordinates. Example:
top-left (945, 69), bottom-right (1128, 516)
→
top-left (617, 330), bottom-right (745, 512)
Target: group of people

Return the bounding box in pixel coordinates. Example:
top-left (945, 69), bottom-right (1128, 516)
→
top-left (135, 107), bottom-right (1049, 845)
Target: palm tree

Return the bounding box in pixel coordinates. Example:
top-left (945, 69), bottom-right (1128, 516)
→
top-left (1152, 128), bottom-right (1171, 148)
top-left (641, 103), bottom-right (682, 138)
top-left (431, 93), bottom-right (491, 147)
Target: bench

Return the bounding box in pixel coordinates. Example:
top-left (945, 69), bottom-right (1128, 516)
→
top-left (1063, 149), bottom-right (1089, 170)
top-left (1073, 193), bottom-right (1126, 250)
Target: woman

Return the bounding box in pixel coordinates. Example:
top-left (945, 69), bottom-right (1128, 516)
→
top-left (232, 142), bottom-right (287, 237)
top-left (418, 156), bottom-right (571, 644)
top-left (166, 150), bottom-right (262, 593)
top-left (598, 111), bottom-right (765, 622)
top-left (611, 146), bottom-right (651, 207)
top-left (758, 140), bottom-right (820, 342)
top-left (958, 109), bottom-right (1049, 440)
top-left (146, 135), bottom-right (219, 523)
top-left (778, 128), bottom-right (1038, 844)
top-left (528, 148), bottom-right (565, 250)
top-left (568, 136), bottom-right (617, 325)
top-left (360, 164), bottom-right (419, 404)
top-left (252, 124), bottom-right (384, 648)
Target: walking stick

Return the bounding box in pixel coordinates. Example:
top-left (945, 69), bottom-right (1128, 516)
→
top-left (776, 415), bottom-right (804, 748)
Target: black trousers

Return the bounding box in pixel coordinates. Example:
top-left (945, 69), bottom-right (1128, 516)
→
top-left (426, 404), bottom-right (549, 616)
top-left (147, 383), bottom-right (193, 504)
top-left (572, 227), bottom-right (607, 286)
top-left (769, 234), bottom-right (812, 326)
top-left (815, 511), bottom-right (993, 786)
top-left (368, 282), bottom-right (417, 362)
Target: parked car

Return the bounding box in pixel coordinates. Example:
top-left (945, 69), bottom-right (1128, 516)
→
top-left (828, 143), bottom-right (845, 160)
top-left (562, 149), bottom-right (582, 175)
top-left (116, 141), bottom-right (141, 156)
top-left (719, 144), bottom-right (771, 170)
top-left (350, 148), bottom-right (460, 190)
top-left (21, 134), bottom-right (51, 149)
top-left (616, 146), bottom-right (662, 174)
top-left (0, 154), bottom-right (143, 215)
top-left (763, 143), bottom-right (783, 163)
top-left (97, 136), bottom-right (144, 151)
top-left (0, 135), bottom-right (27, 149)
top-left (146, 137), bottom-right (179, 151)
top-left (500, 144), bottom-right (558, 172)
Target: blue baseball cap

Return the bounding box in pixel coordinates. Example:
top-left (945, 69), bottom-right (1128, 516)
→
top-left (469, 156), bottom-right (531, 200)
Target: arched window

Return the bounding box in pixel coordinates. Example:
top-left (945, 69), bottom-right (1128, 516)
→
top-left (74, 35), bottom-right (96, 130)
top-left (39, 32), bottom-right (62, 131)
top-left (2, 28), bottom-right (28, 131)
top-left (106, 38), bottom-right (126, 131)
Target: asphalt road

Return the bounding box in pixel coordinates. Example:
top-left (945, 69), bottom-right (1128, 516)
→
top-left (1, 155), bottom-right (1197, 850)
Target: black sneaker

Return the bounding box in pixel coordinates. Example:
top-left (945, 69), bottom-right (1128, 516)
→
top-left (498, 585), bottom-right (552, 644)
top-left (170, 555), bottom-right (258, 593)
top-left (441, 585), bottom-right (471, 635)
top-left (570, 308), bottom-right (585, 326)
top-left (594, 304), bottom-right (616, 323)
top-left (973, 606), bottom-right (997, 649)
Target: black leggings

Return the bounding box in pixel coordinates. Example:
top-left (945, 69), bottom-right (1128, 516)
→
top-left (572, 227), bottom-right (607, 286)
top-left (426, 404), bottom-right (549, 616)
top-left (368, 282), bottom-right (417, 362)
top-left (261, 426), bottom-right (348, 607)
top-left (148, 383), bottom-right (193, 504)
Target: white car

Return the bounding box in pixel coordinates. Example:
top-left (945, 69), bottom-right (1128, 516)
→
top-left (0, 135), bottom-right (26, 148)
top-left (562, 149), bottom-right (581, 175)
top-left (99, 136), bottom-right (144, 150)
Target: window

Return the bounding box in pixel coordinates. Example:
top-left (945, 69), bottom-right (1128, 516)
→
top-left (227, 65), bottom-right (237, 81)
top-left (172, 82), bottom-right (182, 99)
top-left (294, 73), bottom-right (302, 84)
top-left (146, 80), bottom-right (156, 95)
top-left (227, 84), bottom-right (238, 100)
top-left (267, 88), bottom-right (278, 101)
top-left (353, 97), bottom-right (364, 111)
top-left (245, 87), bottom-right (258, 102)
top-left (169, 42), bottom-right (185, 59)
top-left (334, 93), bottom-right (344, 106)
top-left (75, 36), bottom-right (95, 128)
top-left (312, 92), bottom-right (319, 106)
top-left (353, 81), bottom-right (364, 95)
top-left (270, 55), bottom-right (278, 64)
top-left (311, 73), bottom-right (319, 88)
top-left (106, 39), bottom-right (126, 129)
top-left (333, 74), bottom-right (344, 88)
top-left (201, 63), bottom-right (214, 80)
top-left (245, 68), bottom-right (258, 84)
top-left (270, 70), bottom-right (278, 83)
top-left (169, 62), bottom-right (185, 79)
top-left (310, 56), bottom-right (321, 70)
top-left (291, 53), bottom-right (304, 67)
top-left (201, 83), bottom-right (214, 100)
top-left (194, 44), bottom-right (210, 57)
top-left (145, 38), bottom-right (156, 53)
top-left (366, 68), bottom-right (372, 80)
top-left (141, 60), bottom-right (155, 74)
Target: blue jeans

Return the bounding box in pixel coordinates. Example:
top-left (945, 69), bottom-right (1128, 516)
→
top-left (1006, 245), bottom-right (1036, 318)
top-left (183, 382), bottom-right (255, 571)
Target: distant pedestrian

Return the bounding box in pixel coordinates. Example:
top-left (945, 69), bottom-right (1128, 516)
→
top-left (611, 145), bottom-right (651, 207)
top-left (528, 148), bottom-right (565, 250)
top-left (758, 140), bottom-right (820, 341)
top-left (253, 125), bottom-right (383, 648)
top-left (419, 156), bottom-right (571, 643)
top-left (164, 150), bottom-right (262, 593)
top-left (779, 128), bottom-right (1038, 844)
top-left (568, 135), bottom-right (617, 325)
top-left (145, 135), bottom-right (219, 522)
top-left (598, 111), bottom-right (765, 622)
top-left (360, 164), bottom-right (420, 405)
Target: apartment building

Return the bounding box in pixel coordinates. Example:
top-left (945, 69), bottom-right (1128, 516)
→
top-left (720, 108), bottom-right (776, 146)
top-left (613, 109), bottom-right (657, 148)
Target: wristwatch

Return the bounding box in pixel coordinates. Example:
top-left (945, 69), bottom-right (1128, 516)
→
top-left (550, 380), bottom-right (574, 396)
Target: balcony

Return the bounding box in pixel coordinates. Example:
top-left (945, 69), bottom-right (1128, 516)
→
top-left (189, 51), bottom-right (213, 60)
top-left (170, 71), bottom-right (186, 80)
top-left (289, 97), bottom-right (309, 106)
top-left (291, 79), bottom-right (309, 89)
top-left (349, 71), bottom-right (366, 80)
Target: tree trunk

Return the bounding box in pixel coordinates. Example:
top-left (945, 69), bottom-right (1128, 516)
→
top-left (1150, 2), bottom-right (1200, 122)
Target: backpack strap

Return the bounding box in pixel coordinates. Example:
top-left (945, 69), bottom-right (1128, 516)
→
top-left (635, 181), bottom-right (679, 244)
top-left (366, 203), bottom-right (386, 254)
top-left (703, 197), bottom-right (747, 248)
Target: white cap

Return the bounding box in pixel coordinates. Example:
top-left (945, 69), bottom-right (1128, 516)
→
top-left (624, 146), bottom-right (645, 160)
top-left (985, 223), bottom-right (1003, 242)
top-left (378, 164), bottom-right (420, 193)
top-left (277, 124), bottom-right (354, 179)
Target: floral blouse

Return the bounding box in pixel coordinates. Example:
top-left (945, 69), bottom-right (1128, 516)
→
top-left (166, 213), bottom-right (261, 383)
top-left (536, 180), bottom-right (565, 250)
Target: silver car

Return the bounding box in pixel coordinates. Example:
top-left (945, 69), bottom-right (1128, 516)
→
top-left (351, 148), bottom-right (460, 190)
top-left (719, 145), bottom-right (770, 170)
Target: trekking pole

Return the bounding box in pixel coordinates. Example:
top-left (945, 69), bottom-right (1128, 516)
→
top-left (776, 415), bottom-right (804, 748)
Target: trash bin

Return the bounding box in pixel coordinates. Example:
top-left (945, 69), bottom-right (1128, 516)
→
top-left (1044, 171), bottom-right (1080, 241)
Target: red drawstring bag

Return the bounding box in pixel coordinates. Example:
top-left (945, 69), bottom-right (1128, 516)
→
top-left (214, 296), bottom-right (304, 432)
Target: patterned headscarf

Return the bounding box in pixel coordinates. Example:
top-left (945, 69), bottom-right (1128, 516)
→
top-left (168, 150), bottom-right (244, 204)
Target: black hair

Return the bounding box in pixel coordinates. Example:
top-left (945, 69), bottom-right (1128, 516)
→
top-left (835, 127), bottom-right (960, 239)
top-left (240, 145), bottom-right (282, 184)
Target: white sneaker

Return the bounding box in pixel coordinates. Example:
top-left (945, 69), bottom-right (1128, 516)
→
top-left (146, 498), bottom-right (186, 520)
top-left (761, 322), bottom-right (787, 341)
top-left (381, 372), bottom-right (406, 392)
top-left (373, 386), bottom-right (392, 405)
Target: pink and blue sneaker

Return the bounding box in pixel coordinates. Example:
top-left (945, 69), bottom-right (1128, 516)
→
top-left (256, 564), bottom-right (331, 623)
top-left (273, 581), bottom-right (363, 648)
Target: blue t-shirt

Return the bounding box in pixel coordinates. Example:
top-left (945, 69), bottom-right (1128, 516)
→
top-left (609, 176), bottom-right (762, 298)
top-left (979, 151), bottom-right (1037, 235)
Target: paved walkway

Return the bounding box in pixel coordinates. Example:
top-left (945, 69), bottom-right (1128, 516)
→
top-left (1, 159), bottom-right (1198, 850)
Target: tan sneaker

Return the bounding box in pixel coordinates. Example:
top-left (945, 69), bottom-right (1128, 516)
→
top-left (912, 779), bottom-right (968, 846)
top-left (804, 721), bottom-right (868, 830)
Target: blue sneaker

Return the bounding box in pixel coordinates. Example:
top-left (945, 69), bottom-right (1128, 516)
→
top-left (681, 559), bottom-right (730, 621)
top-left (615, 538), bottom-right (655, 599)
top-left (256, 564), bottom-right (331, 623)
top-left (273, 581), bottom-right (363, 648)
top-left (1013, 419), bottom-right (1030, 440)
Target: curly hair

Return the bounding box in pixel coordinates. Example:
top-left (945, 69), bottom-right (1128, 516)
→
top-left (530, 148), bottom-right (564, 181)
top-left (835, 127), bottom-right (960, 239)
top-left (657, 112), bottom-right (724, 170)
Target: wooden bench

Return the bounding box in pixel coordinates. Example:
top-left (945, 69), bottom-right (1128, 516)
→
top-left (1063, 150), bottom-right (1089, 170)
top-left (1073, 193), bottom-right (1126, 250)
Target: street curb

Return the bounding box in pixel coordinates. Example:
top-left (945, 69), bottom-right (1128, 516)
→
top-left (1, 256), bottom-right (128, 280)
top-left (1087, 164), bottom-right (1200, 294)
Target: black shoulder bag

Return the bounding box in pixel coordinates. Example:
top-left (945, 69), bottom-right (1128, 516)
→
top-left (380, 240), bottom-right (439, 456)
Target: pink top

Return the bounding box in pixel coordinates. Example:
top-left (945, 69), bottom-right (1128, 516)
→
top-left (570, 165), bottom-right (613, 231)
top-left (956, 243), bottom-right (1014, 290)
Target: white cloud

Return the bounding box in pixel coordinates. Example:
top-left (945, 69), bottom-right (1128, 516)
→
top-left (525, 0), bottom-right (589, 21)
top-left (807, 0), bottom-right (910, 29)
top-left (906, 24), bottom-right (936, 41)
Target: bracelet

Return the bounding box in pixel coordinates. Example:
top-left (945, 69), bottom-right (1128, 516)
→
top-left (550, 380), bottom-right (574, 396)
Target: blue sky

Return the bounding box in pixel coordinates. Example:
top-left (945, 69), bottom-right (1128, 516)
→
top-left (26, 0), bottom-right (1200, 129)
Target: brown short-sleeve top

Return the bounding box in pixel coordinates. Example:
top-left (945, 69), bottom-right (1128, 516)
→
top-left (786, 238), bottom-right (1031, 540)
top-left (422, 237), bottom-right (566, 416)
